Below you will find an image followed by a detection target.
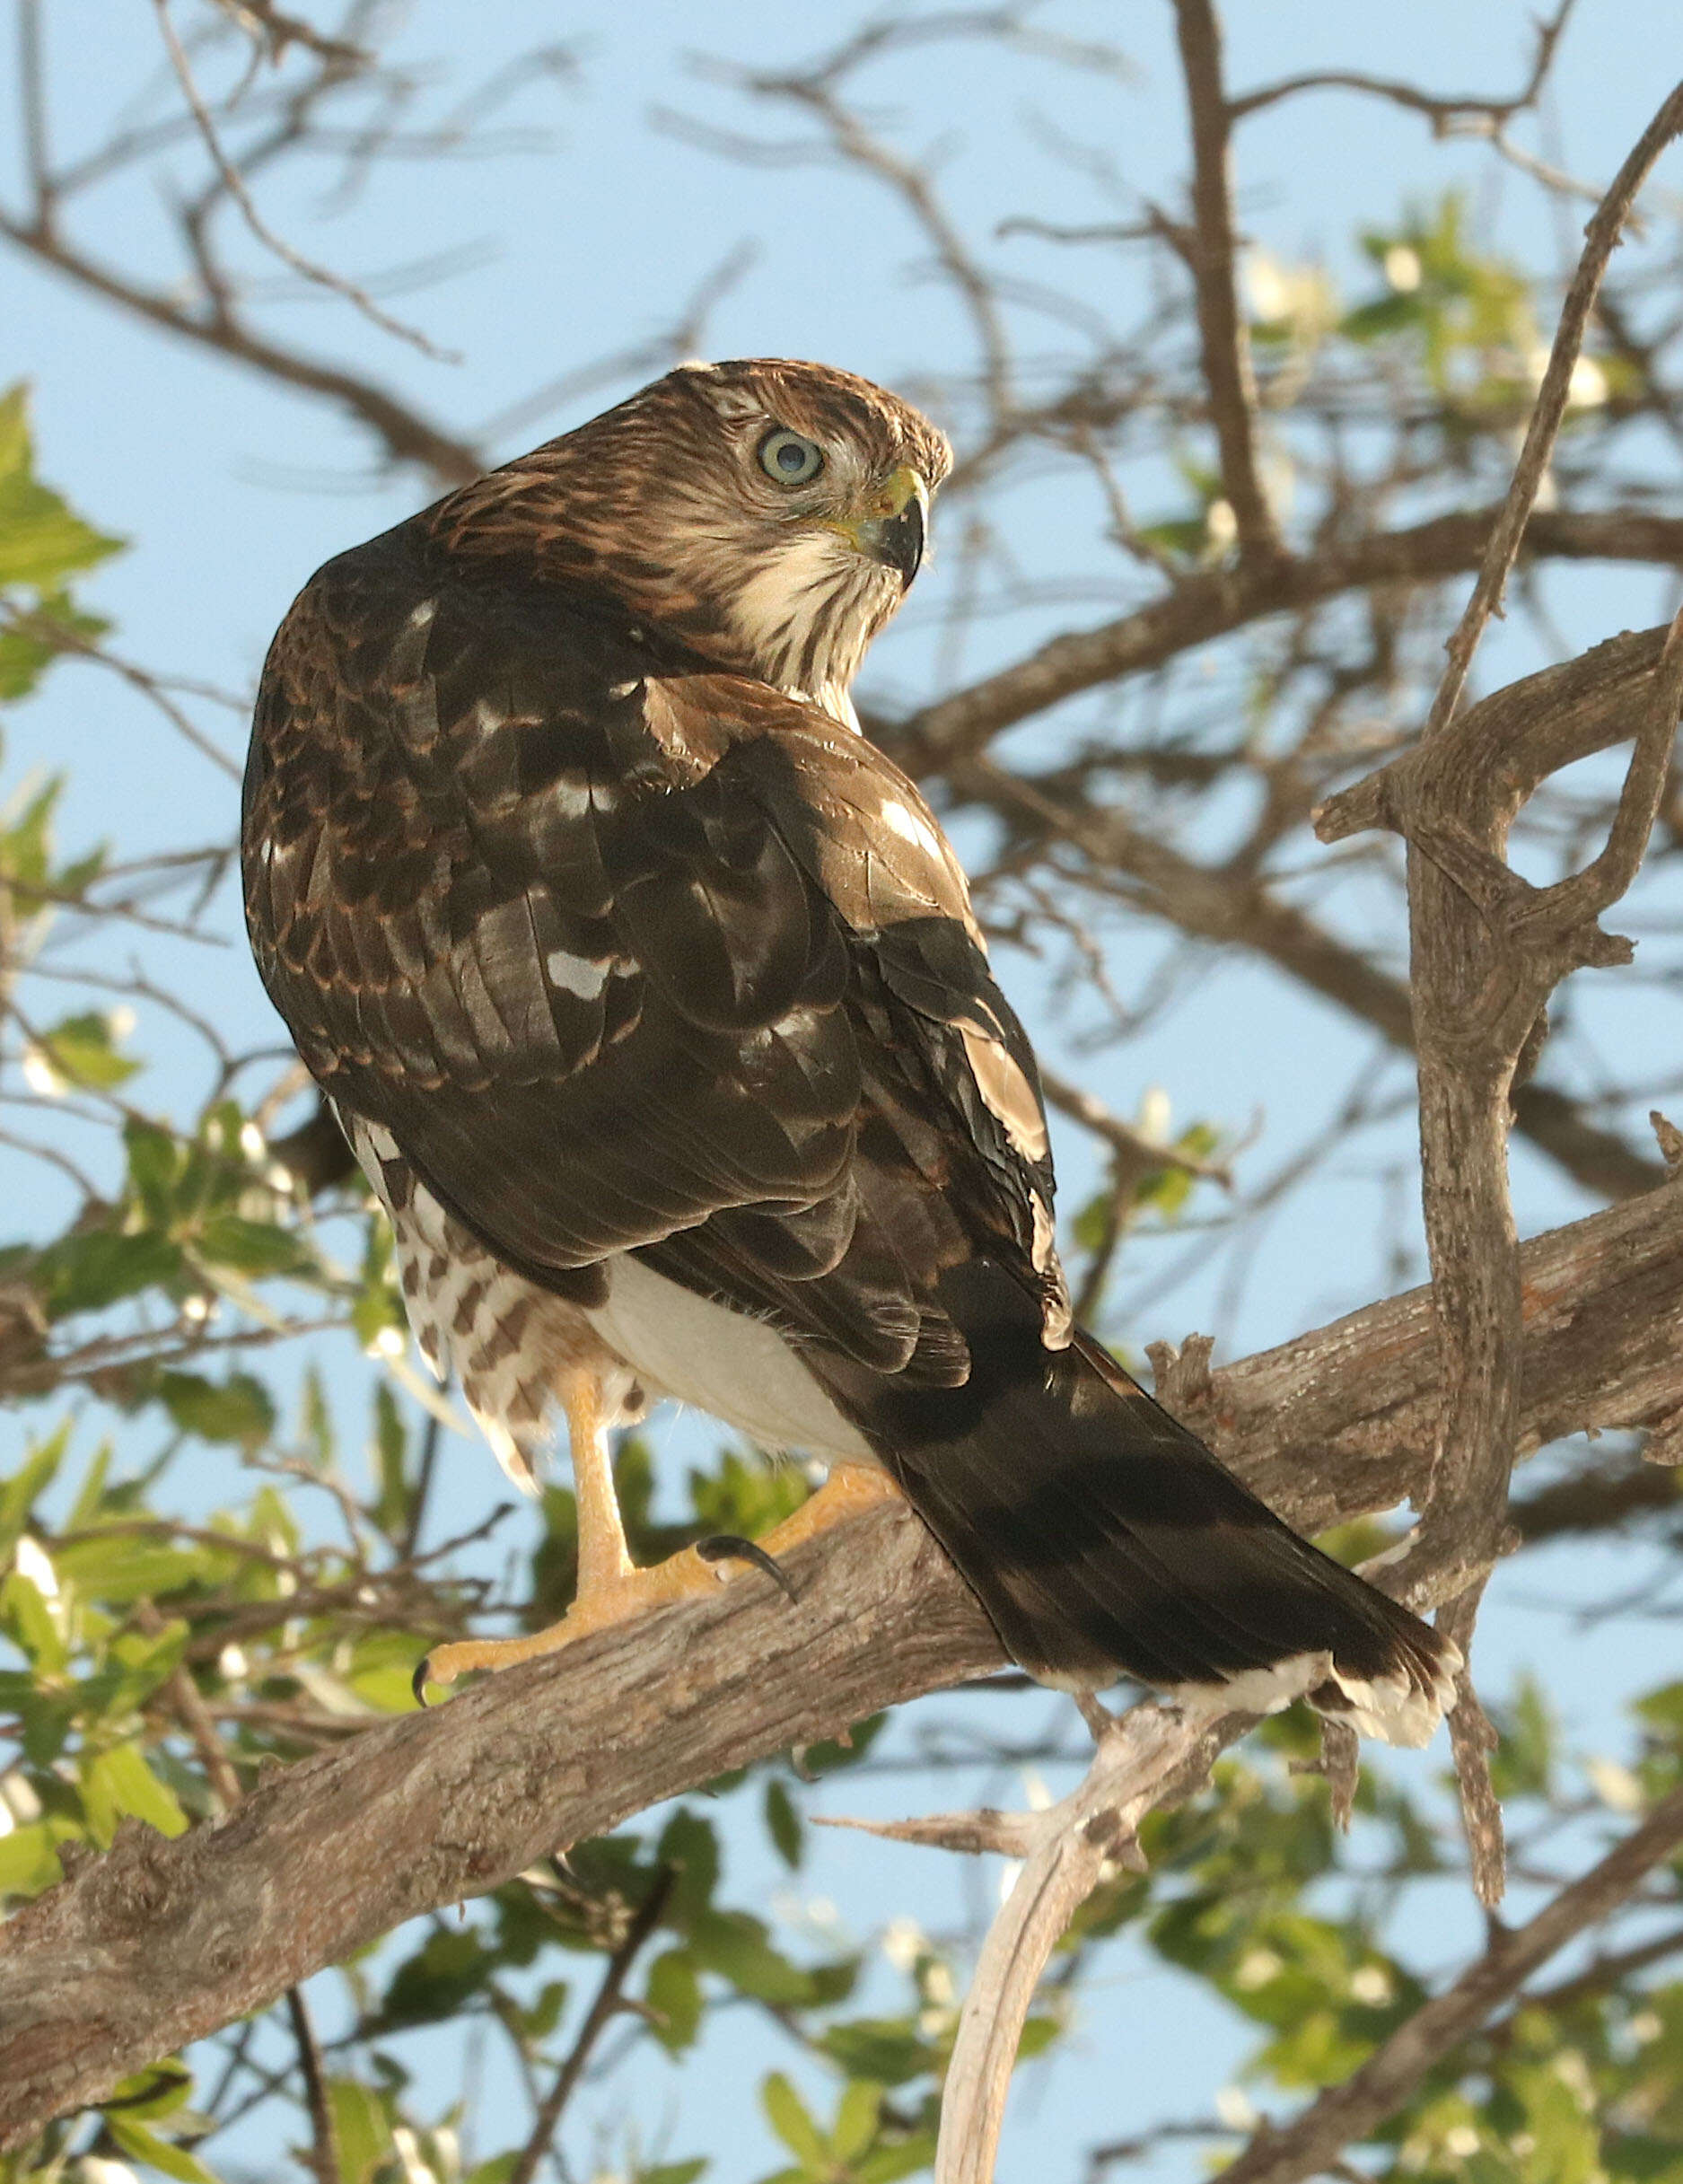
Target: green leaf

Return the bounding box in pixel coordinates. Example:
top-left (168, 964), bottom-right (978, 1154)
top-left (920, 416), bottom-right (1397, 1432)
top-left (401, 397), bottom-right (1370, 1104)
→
top-left (108, 2117), bottom-right (219, 2184)
top-left (328, 2079), bottom-right (394, 2184)
top-left (1490, 1673), bottom-right (1556, 1802)
top-left (832, 2079), bottom-right (881, 2162)
top-left (80, 1620), bottom-right (192, 1720)
top-left (124, 1118), bottom-right (181, 1224)
top-left (1341, 293), bottom-right (1426, 342)
top-left (373, 1381), bottom-right (408, 1537)
top-left (647, 1945), bottom-right (703, 2053)
top-left (66, 1437), bottom-right (114, 1528)
top-left (101, 2062), bottom-right (193, 2119)
top-left (351, 1215), bottom-right (405, 1349)
top-left (82, 1742), bottom-right (188, 1845)
top-left (54, 1531), bottom-right (222, 1606)
top-left (761, 2074), bottom-right (827, 2170)
top-left (32, 1010), bottom-right (139, 1091)
top-left (300, 1366), bottom-right (337, 1468)
top-left (638, 2163), bottom-right (708, 2184)
top-left (0, 587), bottom-right (107, 701)
top-left (765, 1776), bottom-right (803, 1870)
top-left (1, 772), bottom-right (61, 891)
top-left (659, 1807), bottom-right (721, 1923)
top-left (0, 384), bottom-right (124, 590)
top-left (792, 1712), bottom-right (887, 1777)
top-left (820, 2020), bottom-right (934, 2089)
top-left (193, 1214), bottom-right (311, 1278)
top-left (0, 1423), bottom-right (68, 1556)
top-left (157, 1372), bottom-right (275, 1449)
top-left (380, 1924), bottom-right (495, 2028)
top-left (855, 2141), bottom-right (939, 2184)
top-left (520, 1977), bottom-right (569, 2040)
top-left (0, 1820), bottom-right (68, 1899)
top-left (688, 1909), bottom-right (828, 2005)
top-left (2, 1557), bottom-right (67, 1675)
top-left (38, 1228), bottom-right (183, 1317)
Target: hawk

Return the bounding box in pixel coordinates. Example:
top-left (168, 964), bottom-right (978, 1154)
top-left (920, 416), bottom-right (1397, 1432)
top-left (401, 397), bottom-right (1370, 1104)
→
top-left (243, 358), bottom-right (1457, 1743)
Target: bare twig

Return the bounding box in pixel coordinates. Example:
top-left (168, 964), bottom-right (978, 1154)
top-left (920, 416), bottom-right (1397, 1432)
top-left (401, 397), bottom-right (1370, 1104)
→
top-left (673, 30), bottom-right (1015, 429)
top-left (882, 506), bottom-right (1683, 779)
top-left (1423, 76), bottom-right (1683, 739)
top-left (1170, 0), bottom-right (1282, 561)
top-left (952, 730), bottom-right (1664, 1208)
top-left (285, 1986), bottom-right (342, 2184)
top-left (152, 0), bottom-right (454, 362)
top-left (506, 1867), bottom-right (675, 2184)
top-left (1312, 607), bottom-right (1683, 1902)
top-left (213, 0), bottom-right (369, 70)
top-left (0, 215), bottom-right (480, 484)
top-left (1038, 1064), bottom-right (1233, 1186)
top-left (0, 603), bottom-right (242, 780)
top-left (1230, 4), bottom-right (1574, 131)
top-left (17, 0), bottom-right (50, 231)
top-left (813, 1808), bottom-right (1035, 1858)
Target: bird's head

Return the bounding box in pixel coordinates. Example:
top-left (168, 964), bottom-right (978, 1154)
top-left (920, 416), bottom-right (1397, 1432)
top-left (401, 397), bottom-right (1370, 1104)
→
top-left (436, 358), bottom-right (952, 725)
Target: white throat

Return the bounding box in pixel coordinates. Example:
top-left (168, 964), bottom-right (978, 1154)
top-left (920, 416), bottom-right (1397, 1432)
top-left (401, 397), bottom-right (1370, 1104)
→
top-left (723, 531), bottom-right (895, 732)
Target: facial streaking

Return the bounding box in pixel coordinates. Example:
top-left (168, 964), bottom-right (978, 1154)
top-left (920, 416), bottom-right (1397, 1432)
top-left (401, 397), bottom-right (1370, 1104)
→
top-left (434, 358), bottom-right (953, 727)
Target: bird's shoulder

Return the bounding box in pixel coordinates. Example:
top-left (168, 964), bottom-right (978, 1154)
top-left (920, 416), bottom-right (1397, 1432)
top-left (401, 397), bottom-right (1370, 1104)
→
top-left (243, 520), bottom-right (1063, 1347)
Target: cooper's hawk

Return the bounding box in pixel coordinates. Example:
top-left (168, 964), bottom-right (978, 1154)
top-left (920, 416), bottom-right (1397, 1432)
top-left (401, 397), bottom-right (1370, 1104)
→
top-left (243, 358), bottom-right (1456, 1742)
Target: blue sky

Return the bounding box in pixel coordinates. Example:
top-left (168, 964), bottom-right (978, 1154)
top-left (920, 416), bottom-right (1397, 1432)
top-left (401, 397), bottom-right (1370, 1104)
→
top-left (5, 4), bottom-right (1683, 2178)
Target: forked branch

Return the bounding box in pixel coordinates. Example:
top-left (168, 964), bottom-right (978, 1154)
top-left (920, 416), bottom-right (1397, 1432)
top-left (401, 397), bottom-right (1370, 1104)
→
top-left (1309, 78), bottom-right (1683, 1898)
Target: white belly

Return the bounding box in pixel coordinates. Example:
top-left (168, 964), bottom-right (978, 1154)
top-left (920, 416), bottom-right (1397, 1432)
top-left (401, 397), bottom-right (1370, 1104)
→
top-left (586, 1255), bottom-right (874, 1464)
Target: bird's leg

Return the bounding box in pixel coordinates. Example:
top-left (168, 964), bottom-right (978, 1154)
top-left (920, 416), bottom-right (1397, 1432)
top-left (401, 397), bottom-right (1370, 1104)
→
top-left (416, 1371), bottom-right (736, 1697)
top-left (567, 1365), bottom-right (636, 1598)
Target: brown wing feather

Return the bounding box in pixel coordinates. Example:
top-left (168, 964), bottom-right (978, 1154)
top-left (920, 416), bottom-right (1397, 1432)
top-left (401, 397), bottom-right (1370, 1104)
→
top-left (243, 525), bottom-right (1062, 1381)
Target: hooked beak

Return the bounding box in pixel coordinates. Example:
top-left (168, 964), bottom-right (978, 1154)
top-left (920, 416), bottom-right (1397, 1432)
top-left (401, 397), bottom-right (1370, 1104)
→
top-left (827, 464), bottom-right (928, 586)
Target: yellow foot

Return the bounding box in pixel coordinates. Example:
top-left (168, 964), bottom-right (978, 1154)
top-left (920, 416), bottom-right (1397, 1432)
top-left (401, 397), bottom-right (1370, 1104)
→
top-left (413, 1537), bottom-right (793, 1702)
top-left (751, 1460), bottom-right (907, 1566)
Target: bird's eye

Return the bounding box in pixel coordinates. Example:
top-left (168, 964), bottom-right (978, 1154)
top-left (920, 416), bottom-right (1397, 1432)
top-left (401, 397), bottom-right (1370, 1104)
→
top-left (758, 428), bottom-right (825, 487)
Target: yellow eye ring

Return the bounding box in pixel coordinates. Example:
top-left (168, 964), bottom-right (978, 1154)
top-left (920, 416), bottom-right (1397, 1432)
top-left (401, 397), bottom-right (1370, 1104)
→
top-left (758, 427), bottom-right (825, 487)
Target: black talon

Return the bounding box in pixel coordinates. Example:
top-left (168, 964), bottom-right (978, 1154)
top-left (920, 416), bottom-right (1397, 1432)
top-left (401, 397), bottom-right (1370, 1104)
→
top-left (412, 1655), bottom-right (435, 1706)
top-left (696, 1533), bottom-right (800, 1603)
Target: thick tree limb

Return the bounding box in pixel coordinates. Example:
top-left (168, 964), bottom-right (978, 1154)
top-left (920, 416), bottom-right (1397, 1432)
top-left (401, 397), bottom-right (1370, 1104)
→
top-left (3, 1170), bottom-right (1680, 2146)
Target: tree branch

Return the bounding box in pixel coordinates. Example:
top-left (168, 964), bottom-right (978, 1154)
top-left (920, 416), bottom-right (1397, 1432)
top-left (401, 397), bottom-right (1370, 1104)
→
top-left (1228, 3), bottom-right (1574, 131)
top-left (3, 1165), bottom-right (1680, 2146)
top-left (1420, 75), bottom-right (1683, 740)
top-left (1315, 491), bottom-right (1683, 1894)
top-left (0, 216), bottom-right (482, 487)
top-left (151, 0), bottom-right (452, 364)
top-left (285, 1986), bottom-right (341, 2184)
top-left (1171, 0), bottom-right (1282, 562)
top-left (934, 1703), bottom-right (1233, 2184)
top-left (949, 737), bottom-right (1664, 1206)
top-left (881, 507), bottom-right (1683, 780)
